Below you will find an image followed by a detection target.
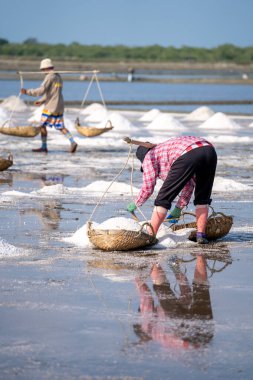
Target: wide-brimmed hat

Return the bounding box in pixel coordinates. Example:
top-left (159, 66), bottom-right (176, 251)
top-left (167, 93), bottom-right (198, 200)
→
top-left (136, 146), bottom-right (150, 172)
top-left (40, 58), bottom-right (54, 70)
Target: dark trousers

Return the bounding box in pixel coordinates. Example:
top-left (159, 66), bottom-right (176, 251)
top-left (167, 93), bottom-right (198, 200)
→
top-left (155, 146), bottom-right (217, 210)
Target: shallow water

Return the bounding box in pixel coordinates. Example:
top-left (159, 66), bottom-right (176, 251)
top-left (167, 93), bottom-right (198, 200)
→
top-left (1, 78), bottom-right (253, 114)
top-left (0, 106), bottom-right (253, 379)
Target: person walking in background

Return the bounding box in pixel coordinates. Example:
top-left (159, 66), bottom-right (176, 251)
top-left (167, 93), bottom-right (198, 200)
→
top-left (21, 58), bottom-right (78, 153)
top-left (126, 136), bottom-right (217, 244)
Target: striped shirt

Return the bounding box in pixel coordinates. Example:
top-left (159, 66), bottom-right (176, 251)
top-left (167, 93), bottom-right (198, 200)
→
top-left (134, 136), bottom-right (212, 209)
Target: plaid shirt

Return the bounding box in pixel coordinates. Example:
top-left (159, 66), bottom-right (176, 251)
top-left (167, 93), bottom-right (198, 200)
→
top-left (135, 136), bottom-right (212, 209)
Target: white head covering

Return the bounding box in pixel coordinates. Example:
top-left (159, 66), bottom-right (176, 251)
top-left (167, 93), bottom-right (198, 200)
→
top-left (40, 58), bottom-right (54, 70)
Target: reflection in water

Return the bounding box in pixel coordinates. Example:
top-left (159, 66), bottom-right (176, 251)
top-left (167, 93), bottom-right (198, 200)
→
top-left (41, 175), bottom-right (64, 186)
top-left (86, 248), bottom-right (232, 351)
top-left (133, 253), bottom-right (229, 349)
top-left (20, 201), bottom-right (62, 231)
top-left (19, 174), bottom-right (64, 231)
top-left (0, 173), bottom-right (13, 187)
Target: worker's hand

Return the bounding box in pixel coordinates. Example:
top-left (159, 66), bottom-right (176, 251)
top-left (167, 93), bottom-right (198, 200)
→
top-left (20, 88), bottom-right (26, 95)
top-left (166, 206), bottom-right (182, 223)
top-left (127, 201), bottom-right (137, 213)
top-left (123, 136), bottom-right (132, 144)
top-left (34, 101), bottom-right (42, 106)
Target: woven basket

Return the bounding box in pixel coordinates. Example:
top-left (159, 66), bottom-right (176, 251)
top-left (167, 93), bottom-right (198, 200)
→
top-left (0, 125), bottom-right (40, 138)
top-left (0, 154), bottom-right (13, 171)
top-left (172, 210), bottom-right (233, 241)
top-left (87, 221), bottom-right (157, 251)
top-left (75, 118), bottom-right (113, 137)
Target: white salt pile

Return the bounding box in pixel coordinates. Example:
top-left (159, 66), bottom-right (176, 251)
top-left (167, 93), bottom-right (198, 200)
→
top-left (205, 135), bottom-right (253, 144)
top-left (64, 217), bottom-right (194, 249)
top-left (28, 105), bottom-right (44, 123)
top-left (83, 180), bottom-right (139, 195)
top-left (184, 106), bottom-right (214, 121)
top-left (63, 222), bottom-right (98, 247)
top-left (34, 184), bottom-right (69, 196)
top-left (139, 108), bottom-right (161, 122)
top-left (1, 96), bottom-right (28, 112)
top-left (147, 113), bottom-right (187, 131)
top-left (0, 119), bottom-right (18, 128)
top-left (0, 238), bottom-right (26, 258)
top-left (2, 190), bottom-right (32, 198)
top-left (96, 217), bottom-right (141, 231)
top-left (199, 112), bottom-right (241, 130)
top-left (156, 227), bottom-right (194, 248)
top-left (0, 107), bottom-right (8, 121)
top-left (84, 107), bottom-right (109, 122)
top-left (80, 103), bottom-right (105, 115)
top-left (97, 112), bottom-right (135, 131)
top-left (213, 177), bottom-right (252, 192)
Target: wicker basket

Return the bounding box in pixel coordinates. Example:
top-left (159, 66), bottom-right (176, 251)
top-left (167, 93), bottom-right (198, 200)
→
top-left (75, 118), bottom-right (113, 137)
top-left (87, 221), bottom-right (157, 251)
top-left (172, 210), bottom-right (233, 241)
top-left (0, 125), bottom-right (40, 138)
top-left (0, 154), bottom-right (13, 171)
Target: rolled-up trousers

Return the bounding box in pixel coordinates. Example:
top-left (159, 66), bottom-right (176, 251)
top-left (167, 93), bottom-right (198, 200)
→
top-left (154, 146), bottom-right (217, 210)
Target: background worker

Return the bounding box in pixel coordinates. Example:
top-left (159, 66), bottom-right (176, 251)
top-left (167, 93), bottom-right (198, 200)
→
top-left (126, 136), bottom-right (217, 244)
top-left (21, 58), bottom-right (78, 153)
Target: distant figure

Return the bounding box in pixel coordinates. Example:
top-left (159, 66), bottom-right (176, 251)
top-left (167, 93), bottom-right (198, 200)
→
top-left (127, 67), bottom-right (135, 82)
top-left (21, 58), bottom-right (78, 153)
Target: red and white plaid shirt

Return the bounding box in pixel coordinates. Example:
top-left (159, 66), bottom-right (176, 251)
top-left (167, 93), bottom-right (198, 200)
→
top-left (135, 136), bottom-right (212, 209)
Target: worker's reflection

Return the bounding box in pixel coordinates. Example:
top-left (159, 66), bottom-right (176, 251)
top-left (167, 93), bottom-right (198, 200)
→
top-left (19, 174), bottom-right (64, 231)
top-left (134, 254), bottom-right (214, 349)
top-left (0, 173), bottom-right (13, 187)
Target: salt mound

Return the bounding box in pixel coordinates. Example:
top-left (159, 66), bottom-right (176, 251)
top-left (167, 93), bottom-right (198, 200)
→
top-left (184, 106), bottom-right (214, 121)
top-left (156, 227), bottom-right (195, 248)
top-left (0, 238), bottom-right (26, 258)
top-left (0, 119), bottom-right (18, 128)
top-left (97, 112), bottom-right (135, 131)
top-left (64, 219), bottom-right (195, 249)
top-left (96, 217), bottom-right (141, 231)
top-left (139, 109), bottom-right (161, 122)
top-left (2, 190), bottom-right (31, 197)
top-left (35, 184), bottom-right (69, 195)
top-left (147, 113), bottom-right (186, 131)
top-left (213, 176), bottom-right (251, 192)
top-left (1, 96), bottom-right (28, 112)
top-left (199, 112), bottom-right (241, 130)
top-left (28, 105), bottom-right (44, 123)
top-left (84, 108), bottom-right (109, 122)
top-left (83, 180), bottom-right (139, 195)
top-left (0, 107), bottom-right (8, 121)
top-left (63, 222), bottom-right (99, 247)
top-left (80, 103), bottom-right (105, 115)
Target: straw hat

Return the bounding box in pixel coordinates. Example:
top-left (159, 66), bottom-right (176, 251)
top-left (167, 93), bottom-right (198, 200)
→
top-left (40, 58), bottom-right (54, 70)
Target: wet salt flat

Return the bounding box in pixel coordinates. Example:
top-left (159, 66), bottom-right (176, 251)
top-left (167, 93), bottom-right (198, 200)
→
top-left (0, 97), bottom-right (253, 379)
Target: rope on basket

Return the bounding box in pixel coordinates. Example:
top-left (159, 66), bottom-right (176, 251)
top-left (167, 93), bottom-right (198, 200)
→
top-left (88, 142), bottom-right (149, 224)
top-left (81, 71), bottom-right (106, 108)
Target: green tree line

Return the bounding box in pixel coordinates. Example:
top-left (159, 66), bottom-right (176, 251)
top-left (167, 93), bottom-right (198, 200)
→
top-left (1, 38), bottom-right (253, 63)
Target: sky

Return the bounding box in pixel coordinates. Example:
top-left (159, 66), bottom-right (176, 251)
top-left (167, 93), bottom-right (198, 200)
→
top-left (1, 0), bottom-right (252, 48)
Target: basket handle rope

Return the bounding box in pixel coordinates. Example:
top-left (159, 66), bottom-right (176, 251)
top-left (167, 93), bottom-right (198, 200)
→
top-left (138, 222), bottom-right (156, 242)
top-left (88, 145), bottom-right (133, 222)
top-left (4, 72), bottom-right (24, 128)
top-left (88, 144), bottom-right (148, 224)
